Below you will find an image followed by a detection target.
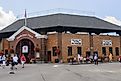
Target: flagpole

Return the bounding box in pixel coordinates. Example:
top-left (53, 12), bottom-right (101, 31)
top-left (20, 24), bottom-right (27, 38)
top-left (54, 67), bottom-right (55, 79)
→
top-left (24, 9), bottom-right (27, 27)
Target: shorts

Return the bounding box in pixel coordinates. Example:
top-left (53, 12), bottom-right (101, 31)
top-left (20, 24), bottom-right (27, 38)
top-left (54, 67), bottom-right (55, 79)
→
top-left (21, 61), bottom-right (25, 64)
top-left (2, 61), bottom-right (6, 65)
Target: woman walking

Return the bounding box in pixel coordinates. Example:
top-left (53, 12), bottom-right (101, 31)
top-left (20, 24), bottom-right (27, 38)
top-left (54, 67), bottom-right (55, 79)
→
top-left (20, 54), bottom-right (26, 68)
top-left (109, 53), bottom-right (113, 63)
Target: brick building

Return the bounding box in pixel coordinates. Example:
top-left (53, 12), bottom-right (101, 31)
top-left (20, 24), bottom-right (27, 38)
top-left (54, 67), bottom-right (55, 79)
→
top-left (0, 13), bottom-right (121, 63)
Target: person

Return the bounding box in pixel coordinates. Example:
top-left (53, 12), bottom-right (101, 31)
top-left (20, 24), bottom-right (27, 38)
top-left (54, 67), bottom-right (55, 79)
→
top-left (118, 56), bottom-right (121, 63)
top-left (72, 56), bottom-right (76, 64)
top-left (93, 53), bottom-right (98, 65)
top-left (74, 56), bottom-right (77, 62)
top-left (0, 55), bottom-right (2, 66)
top-left (101, 54), bottom-right (105, 63)
top-left (86, 55), bottom-right (90, 64)
top-left (77, 54), bottom-right (81, 64)
top-left (1, 55), bottom-right (6, 68)
top-left (6, 54), bottom-right (11, 66)
top-left (80, 55), bottom-right (83, 64)
top-left (12, 54), bottom-right (18, 69)
top-left (83, 57), bottom-right (86, 63)
top-left (109, 53), bottom-right (113, 63)
top-left (20, 54), bottom-right (26, 68)
top-left (89, 55), bottom-right (93, 63)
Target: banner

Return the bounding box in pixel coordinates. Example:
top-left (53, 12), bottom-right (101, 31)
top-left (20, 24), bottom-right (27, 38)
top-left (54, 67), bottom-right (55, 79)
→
top-left (22, 46), bottom-right (28, 53)
top-left (102, 40), bottom-right (112, 46)
top-left (71, 39), bottom-right (82, 45)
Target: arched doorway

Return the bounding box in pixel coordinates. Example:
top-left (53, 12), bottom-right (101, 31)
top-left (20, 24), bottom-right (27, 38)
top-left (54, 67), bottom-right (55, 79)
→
top-left (16, 39), bottom-right (35, 63)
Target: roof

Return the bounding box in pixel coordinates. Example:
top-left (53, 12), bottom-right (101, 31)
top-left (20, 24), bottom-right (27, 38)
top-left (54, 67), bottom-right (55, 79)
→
top-left (7, 26), bottom-right (48, 41)
top-left (0, 13), bottom-right (121, 34)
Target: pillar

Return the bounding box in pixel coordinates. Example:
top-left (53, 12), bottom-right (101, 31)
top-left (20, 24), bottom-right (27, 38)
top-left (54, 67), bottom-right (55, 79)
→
top-left (40, 32), bottom-right (47, 62)
top-left (89, 32), bottom-right (93, 55)
top-left (120, 35), bottom-right (121, 56)
top-left (117, 32), bottom-right (121, 56)
top-left (57, 32), bottom-right (62, 61)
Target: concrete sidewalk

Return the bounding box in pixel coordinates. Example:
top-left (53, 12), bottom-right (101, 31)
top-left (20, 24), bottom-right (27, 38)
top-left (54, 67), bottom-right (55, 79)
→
top-left (0, 63), bottom-right (121, 81)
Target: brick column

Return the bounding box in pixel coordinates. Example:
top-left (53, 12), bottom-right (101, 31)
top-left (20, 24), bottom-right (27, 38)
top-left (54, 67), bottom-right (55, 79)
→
top-left (89, 33), bottom-right (93, 55)
top-left (40, 32), bottom-right (47, 62)
top-left (119, 34), bottom-right (121, 56)
top-left (57, 32), bottom-right (62, 61)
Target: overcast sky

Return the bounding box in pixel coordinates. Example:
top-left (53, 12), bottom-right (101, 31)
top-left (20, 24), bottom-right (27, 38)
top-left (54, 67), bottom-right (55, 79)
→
top-left (0, 0), bottom-right (121, 30)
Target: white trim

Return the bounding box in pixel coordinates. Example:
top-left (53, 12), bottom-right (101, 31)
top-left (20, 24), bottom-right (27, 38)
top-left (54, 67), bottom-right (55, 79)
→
top-left (7, 26), bottom-right (48, 41)
top-left (36, 35), bottom-right (48, 39)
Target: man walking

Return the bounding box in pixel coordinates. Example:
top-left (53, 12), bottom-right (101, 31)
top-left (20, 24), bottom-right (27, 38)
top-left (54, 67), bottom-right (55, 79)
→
top-left (12, 54), bottom-right (18, 69)
top-left (93, 53), bottom-right (98, 65)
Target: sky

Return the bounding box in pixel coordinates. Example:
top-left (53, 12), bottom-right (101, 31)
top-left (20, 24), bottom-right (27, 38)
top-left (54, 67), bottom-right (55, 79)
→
top-left (0, 0), bottom-right (121, 30)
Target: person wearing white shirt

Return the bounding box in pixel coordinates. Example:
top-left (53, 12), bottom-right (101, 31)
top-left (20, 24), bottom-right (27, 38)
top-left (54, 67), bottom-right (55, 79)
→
top-left (1, 55), bottom-right (6, 69)
top-left (11, 54), bottom-right (18, 70)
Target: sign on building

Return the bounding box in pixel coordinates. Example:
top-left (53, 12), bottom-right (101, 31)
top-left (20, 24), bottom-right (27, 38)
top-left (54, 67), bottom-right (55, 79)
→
top-left (22, 46), bottom-right (28, 53)
top-left (71, 39), bottom-right (82, 45)
top-left (102, 40), bottom-right (112, 46)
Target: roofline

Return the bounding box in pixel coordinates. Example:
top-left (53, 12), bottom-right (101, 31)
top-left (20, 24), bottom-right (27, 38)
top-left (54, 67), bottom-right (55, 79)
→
top-left (0, 13), bottom-right (121, 34)
top-left (7, 26), bottom-right (47, 41)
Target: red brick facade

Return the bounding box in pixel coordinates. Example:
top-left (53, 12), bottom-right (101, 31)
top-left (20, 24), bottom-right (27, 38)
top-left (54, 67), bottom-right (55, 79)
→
top-left (1, 29), bottom-right (121, 63)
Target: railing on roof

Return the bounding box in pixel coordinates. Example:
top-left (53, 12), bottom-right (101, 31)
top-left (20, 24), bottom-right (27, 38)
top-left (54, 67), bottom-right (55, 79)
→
top-left (16, 8), bottom-right (95, 19)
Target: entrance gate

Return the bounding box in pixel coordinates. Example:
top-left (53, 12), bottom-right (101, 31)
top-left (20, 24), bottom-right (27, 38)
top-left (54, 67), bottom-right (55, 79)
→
top-left (16, 39), bottom-right (35, 63)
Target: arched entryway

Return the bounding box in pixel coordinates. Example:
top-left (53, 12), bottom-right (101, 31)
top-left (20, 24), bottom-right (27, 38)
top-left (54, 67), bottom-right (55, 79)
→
top-left (16, 39), bottom-right (35, 63)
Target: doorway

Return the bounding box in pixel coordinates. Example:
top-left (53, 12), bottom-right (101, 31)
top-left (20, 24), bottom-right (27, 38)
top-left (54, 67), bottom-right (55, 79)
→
top-left (47, 51), bottom-right (51, 62)
top-left (16, 39), bottom-right (35, 63)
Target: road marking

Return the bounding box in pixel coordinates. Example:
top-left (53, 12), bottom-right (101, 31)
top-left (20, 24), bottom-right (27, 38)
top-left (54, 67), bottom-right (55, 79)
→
top-left (41, 74), bottom-right (46, 81)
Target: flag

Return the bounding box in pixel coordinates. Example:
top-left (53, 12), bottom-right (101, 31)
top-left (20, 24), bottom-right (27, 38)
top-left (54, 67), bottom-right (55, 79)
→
top-left (24, 9), bottom-right (27, 26)
top-left (25, 9), bottom-right (27, 18)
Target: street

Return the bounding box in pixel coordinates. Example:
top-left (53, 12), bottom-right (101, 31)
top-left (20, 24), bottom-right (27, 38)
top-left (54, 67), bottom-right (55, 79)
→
top-left (0, 63), bottom-right (121, 81)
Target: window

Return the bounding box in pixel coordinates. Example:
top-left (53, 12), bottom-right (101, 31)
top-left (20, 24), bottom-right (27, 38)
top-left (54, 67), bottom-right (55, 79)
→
top-left (115, 47), bottom-right (119, 56)
top-left (68, 47), bottom-right (72, 56)
top-left (52, 47), bottom-right (57, 56)
top-left (109, 47), bottom-right (113, 54)
top-left (77, 47), bottom-right (82, 55)
top-left (102, 47), bottom-right (106, 55)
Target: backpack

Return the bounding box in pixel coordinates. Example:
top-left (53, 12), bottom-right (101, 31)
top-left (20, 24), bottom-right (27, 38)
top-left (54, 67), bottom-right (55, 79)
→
top-left (94, 55), bottom-right (97, 60)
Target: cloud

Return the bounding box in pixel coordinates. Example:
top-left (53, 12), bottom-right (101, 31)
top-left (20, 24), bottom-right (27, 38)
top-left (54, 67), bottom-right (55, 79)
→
top-left (104, 16), bottom-right (121, 26)
top-left (0, 7), bottom-right (16, 30)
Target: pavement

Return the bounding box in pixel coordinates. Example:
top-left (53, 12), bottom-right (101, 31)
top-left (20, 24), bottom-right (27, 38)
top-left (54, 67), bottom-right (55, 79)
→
top-left (0, 63), bottom-right (121, 81)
